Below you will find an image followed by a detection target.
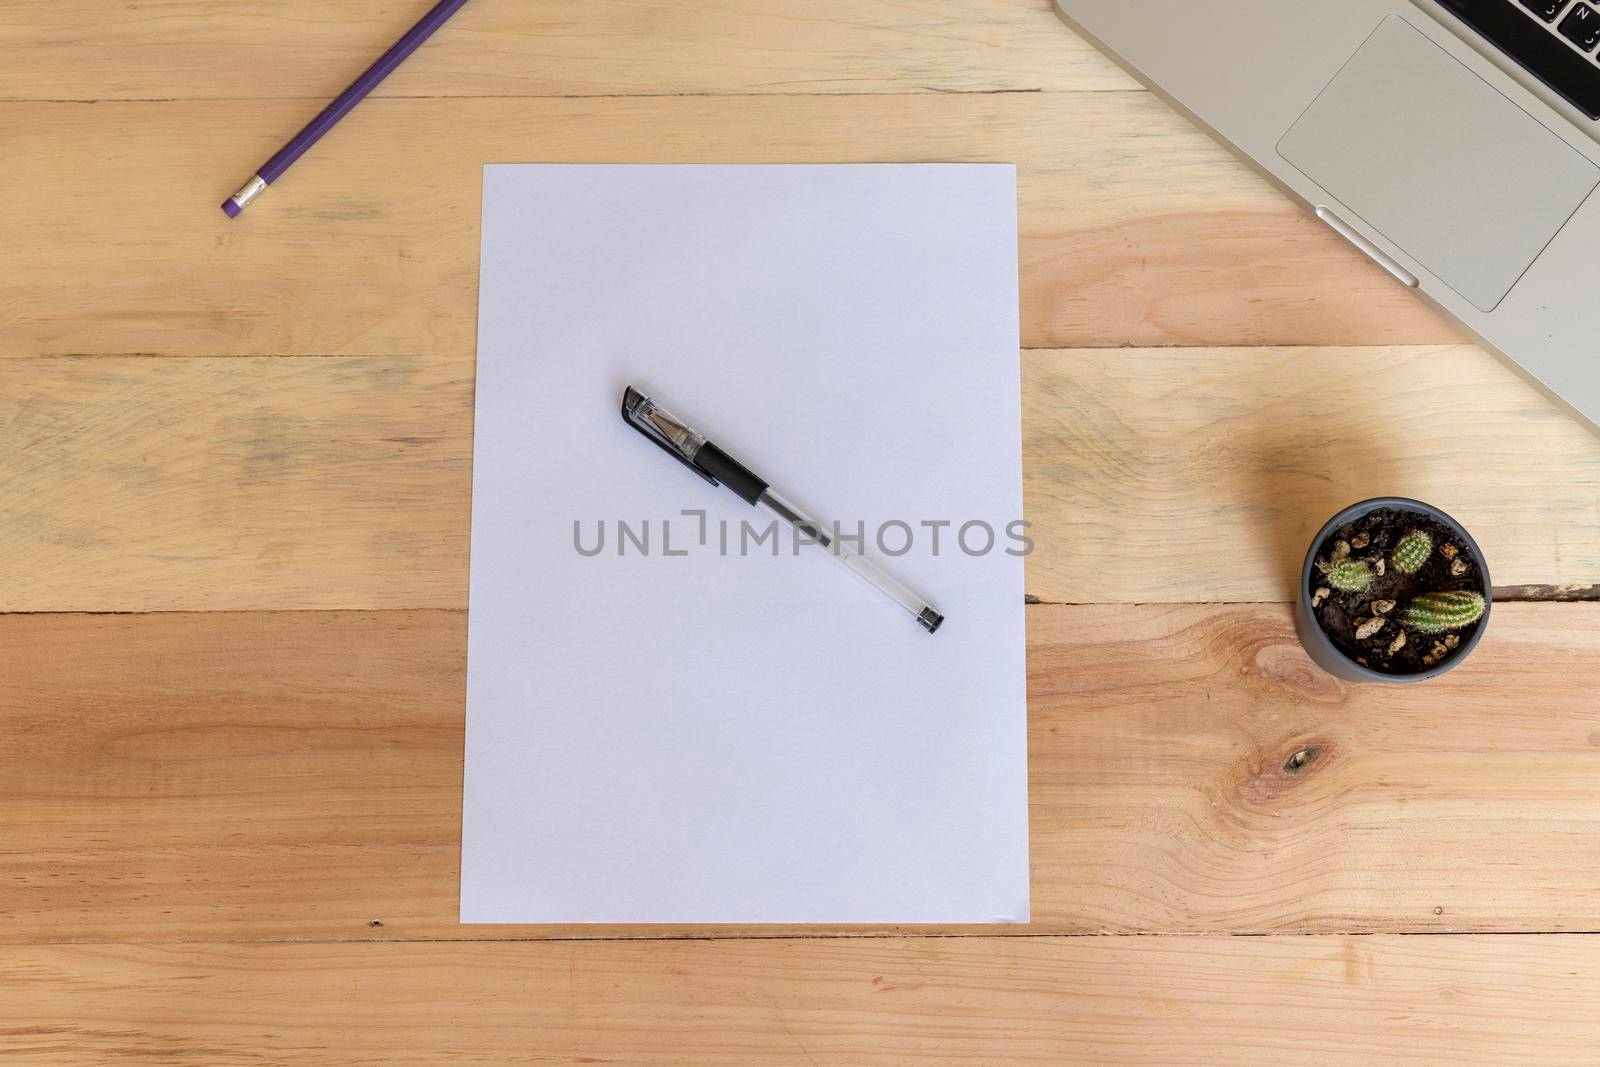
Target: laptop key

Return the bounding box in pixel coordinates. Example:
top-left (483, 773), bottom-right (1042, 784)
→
top-left (1559, 3), bottom-right (1600, 49)
top-left (1439, 0), bottom-right (1600, 117)
top-left (1522, 0), bottom-right (1568, 21)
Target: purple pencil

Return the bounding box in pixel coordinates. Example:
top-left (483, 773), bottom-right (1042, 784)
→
top-left (222, 0), bottom-right (471, 218)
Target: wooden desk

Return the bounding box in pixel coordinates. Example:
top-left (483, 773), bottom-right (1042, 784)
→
top-left (3, 2), bottom-right (1599, 1061)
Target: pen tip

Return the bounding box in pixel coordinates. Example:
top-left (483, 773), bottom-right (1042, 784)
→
top-left (221, 198), bottom-right (242, 219)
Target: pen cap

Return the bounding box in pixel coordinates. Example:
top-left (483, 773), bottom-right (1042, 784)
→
top-left (621, 387), bottom-right (717, 487)
top-left (620, 386), bottom-right (768, 503)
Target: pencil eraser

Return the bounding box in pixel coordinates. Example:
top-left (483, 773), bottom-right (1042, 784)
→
top-left (221, 198), bottom-right (242, 219)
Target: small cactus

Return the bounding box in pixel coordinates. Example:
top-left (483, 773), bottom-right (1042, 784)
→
top-left (1392, 530), bottom-right (1432, 575)
top-left (1395, 531), bottom-right (1433, 575)
top-left (1327, 559), bottom-right (1373, 592)
top-left (1403, 590), bottom-right (1485, 634)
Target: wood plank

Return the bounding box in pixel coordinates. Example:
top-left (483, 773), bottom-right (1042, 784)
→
top-left (0, 357), bottom-right (472, 613)
top-left (3, 604), bottom-right (1598, 944)
top-left (4, 346), bottom-right (1594, 613)
top-left (0, 95), bottom-right (1457, 358)
top-left (0, 0), bottom-right (1131, 102)
top-left (1025, 344), bottom-right (1600, 603)
top-left (2, 935), bottom-right (1597, 1064)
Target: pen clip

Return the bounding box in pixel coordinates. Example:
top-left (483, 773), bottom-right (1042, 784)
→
top-left (621, 387), bottom-right (720, 487)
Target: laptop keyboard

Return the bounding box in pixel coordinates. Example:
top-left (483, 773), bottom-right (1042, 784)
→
top-left (1436, 0), bottom-right (1600, 117)
top-left (1557, 3), bottom-right (1600, 49)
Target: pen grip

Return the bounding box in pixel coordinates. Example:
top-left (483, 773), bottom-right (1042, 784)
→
top-left (696, 443), bottom-right (768, 504)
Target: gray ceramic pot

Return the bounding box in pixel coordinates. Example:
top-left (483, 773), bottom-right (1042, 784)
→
top-left (1295, 497), bottom-right (1491, 683)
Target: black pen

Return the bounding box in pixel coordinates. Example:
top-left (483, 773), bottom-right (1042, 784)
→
top-left (621, 386), bottom-right (944, 633)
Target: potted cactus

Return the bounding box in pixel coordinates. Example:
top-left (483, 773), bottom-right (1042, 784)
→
top-left (1295, 497), bottom-right (1491, 682)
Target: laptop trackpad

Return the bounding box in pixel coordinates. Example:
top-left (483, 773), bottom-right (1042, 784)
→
top-left (1278, 16), bottom-right (1598, 312)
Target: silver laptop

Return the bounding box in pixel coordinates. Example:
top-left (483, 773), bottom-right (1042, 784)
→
top-left (1056, 0), bottom-right (1600, 434)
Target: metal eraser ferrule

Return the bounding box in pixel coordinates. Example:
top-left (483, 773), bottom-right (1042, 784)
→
top-left (222, 174), bottom-right (268, 218)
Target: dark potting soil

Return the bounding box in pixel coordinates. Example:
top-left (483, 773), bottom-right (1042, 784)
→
top-left (1308, 507), bottom-right (1485, 676)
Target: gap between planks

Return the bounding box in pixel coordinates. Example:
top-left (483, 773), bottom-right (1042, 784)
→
top-left (10, 88), bottom-right (1071, 106)
top-left (21, 343), bottom-right (1460, 359)
top-left (4, 585), bottom-right (1591, 619)
top-left (21, 929), bottom-right (1600, 950)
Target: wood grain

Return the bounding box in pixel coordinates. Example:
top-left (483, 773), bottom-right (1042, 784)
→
top-left (0, 357), bottom-right (472, 613)
top-left (3, 935), bottom-right (1597, 1064)
top-left (1025, 344), bottom-right (1600, 603)
top-left (0, 94), bottom-right (1457, 359)
top-left (0, 0), bottom-right (1131, 102)
top-left (4, 604), bottom-right (1598, 944)
top-left (4, 346), bottom-right (1593, 613)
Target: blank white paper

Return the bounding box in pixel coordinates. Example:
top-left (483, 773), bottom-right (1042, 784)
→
top-left (462, 164), bottom-right (1027, 923)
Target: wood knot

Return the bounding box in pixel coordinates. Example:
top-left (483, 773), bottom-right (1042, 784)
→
top-left (1213, 613), bottom-right (1344, 704)
top-left (1283, 746), bottom-right (1319, 774)
top-left (1234, 739), bottom-right (1336, 808)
